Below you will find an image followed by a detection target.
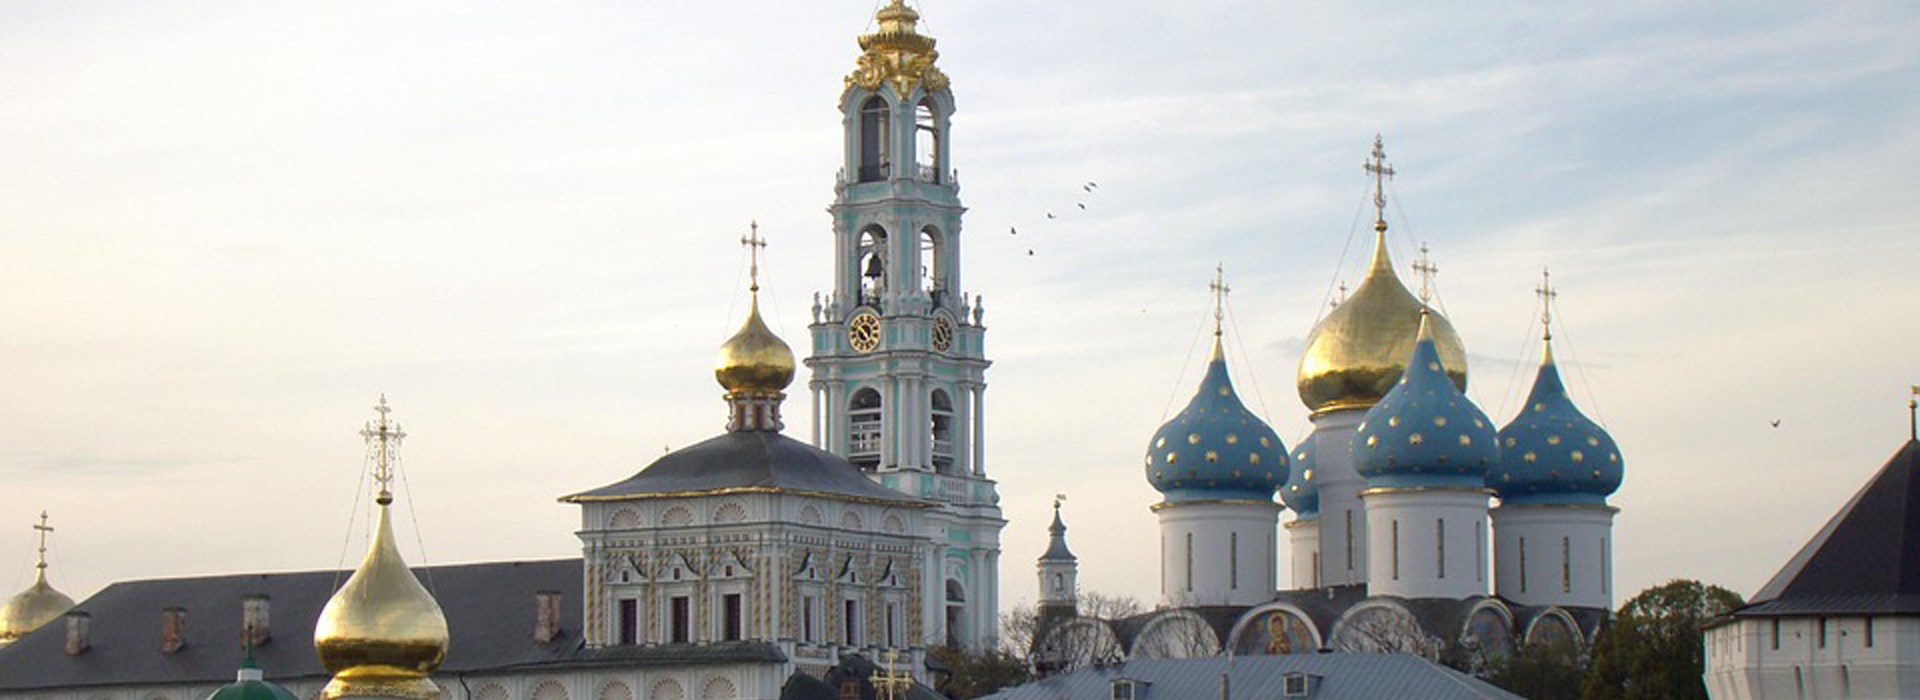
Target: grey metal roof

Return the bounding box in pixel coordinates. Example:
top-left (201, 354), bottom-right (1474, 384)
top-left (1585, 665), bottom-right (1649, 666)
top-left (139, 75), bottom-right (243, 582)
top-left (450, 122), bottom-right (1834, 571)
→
top-left (1039, 507), bottom-right (1075, 562)
top-left (1738, 440), bottom-right (1920, 617)
top-left (978, 654), bottom-right (1524, 700)
top-left (563, 431), bottom-right (925, 505)
top-left (0, 558), bottom-right (781, 690)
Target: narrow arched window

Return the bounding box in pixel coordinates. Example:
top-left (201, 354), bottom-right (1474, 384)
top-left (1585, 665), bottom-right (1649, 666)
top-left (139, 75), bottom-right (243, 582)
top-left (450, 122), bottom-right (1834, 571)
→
top-left (929, 389), bottom-right (955, 473)
top-left (859, 97), bottom-right (890, 182)
top-left (915, 98), bottom-right (941, 183)
top-left (848, 388), bottom-right (883, 470)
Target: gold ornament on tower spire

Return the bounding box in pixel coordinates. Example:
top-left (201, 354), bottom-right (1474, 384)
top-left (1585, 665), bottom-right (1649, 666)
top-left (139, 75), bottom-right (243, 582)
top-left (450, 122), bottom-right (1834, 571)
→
top-left (0, 512), bottom-right (75, 646)
top-left (1297, 136), bottom-right (1468, 414)
top-left (846, 0), bottom-right (949, 97)
top-left (716, 222), bottom-right (796, 397)
top-left (314, 397), bottom-right (449, 700)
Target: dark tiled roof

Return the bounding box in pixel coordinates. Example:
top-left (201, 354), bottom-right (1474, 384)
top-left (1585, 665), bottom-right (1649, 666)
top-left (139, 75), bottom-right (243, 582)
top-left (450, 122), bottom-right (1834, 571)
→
top-left (1738, 440), bottom-right (1920, 617)
top-left (563, 431), bottom-right (925, 505)
top-left (978, 654), bottom-right (1524, 700)
top-left (0, 558), bottom-right (782, 690)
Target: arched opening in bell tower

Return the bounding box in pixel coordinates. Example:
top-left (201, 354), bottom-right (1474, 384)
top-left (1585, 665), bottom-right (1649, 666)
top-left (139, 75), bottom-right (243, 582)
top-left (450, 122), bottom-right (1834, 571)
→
top-left (918, 226), bottom-right (945, 301)
top-left (858, 96), bottom-right (891, 182)
top-left (945, 578), bottom-right (967, 647)
top-left (915, 97), bottom-right (941, 183)
top-left (858, 226), bottom-right (888, 306)
top-left (848, 388), bottom-right (883, 471)
top-left (930, 389), bottom-right (955, 474)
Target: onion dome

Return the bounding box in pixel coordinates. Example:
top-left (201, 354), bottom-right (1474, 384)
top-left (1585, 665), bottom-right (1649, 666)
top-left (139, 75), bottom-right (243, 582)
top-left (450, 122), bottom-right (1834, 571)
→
top-left (715, 295), bottom-right (796, 396)
top-left (0, 569), bottom-right (74, 646)
top-left (1352, 316), bottom-right (1499, 488)
top-left (0, 512), bottom-right (75, 646)
top-left (205, 656), bottom-right (299, 700)
top-left (315, 401), bottom-right (448, 700)
top-left (1281, 434), bottom-right (1320, 517)
top-left (1491, 339), bottom-right (1622, 505)
top-left (1297, 225), bottom-right (1469, 414)
top-left (1145, 338), bottom-right (1288, 503)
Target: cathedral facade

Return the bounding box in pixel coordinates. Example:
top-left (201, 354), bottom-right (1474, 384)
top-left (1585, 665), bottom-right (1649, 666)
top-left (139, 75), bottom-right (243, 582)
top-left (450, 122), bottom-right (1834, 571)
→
top-left (1034, 139), bottom-right (1626, 672)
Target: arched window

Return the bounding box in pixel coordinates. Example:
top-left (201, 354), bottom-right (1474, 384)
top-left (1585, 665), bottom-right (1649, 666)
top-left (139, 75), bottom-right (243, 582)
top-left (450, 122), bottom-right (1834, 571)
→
top-left (930, 388), bottom-right (955, 473)
top-left (915, 98), bottom-right (941, 183)
top-left (945, 579), bottom-right (967, 647)
top-left (859, 97), bottom-right (890, 182)
top-left (919, 226), bottom-right (945, 298)
top-left (848, 388), bottom-right (883, 470)
top-left (859, 226), bottom-right (888, 303)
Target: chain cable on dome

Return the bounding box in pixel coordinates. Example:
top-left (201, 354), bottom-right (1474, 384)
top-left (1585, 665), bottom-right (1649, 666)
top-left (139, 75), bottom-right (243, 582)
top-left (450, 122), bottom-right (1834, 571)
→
top-left (1158, 281), bottom-right (1218, 422)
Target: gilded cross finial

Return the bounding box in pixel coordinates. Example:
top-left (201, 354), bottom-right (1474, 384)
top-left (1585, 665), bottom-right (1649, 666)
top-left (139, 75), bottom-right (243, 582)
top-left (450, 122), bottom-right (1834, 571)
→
top-left (1411, 242), bottom-right (1438, 304)
top-left (741, 221), bottom-right (768, 294)
top-left (872, 648), bottom-right (914, 700)
top-left (1208, 264), bottom-right (1230, 338)
top-left (1364, 134), bottom-right (1395, 232)
top-left (31, 511), bottom-right (52, 571)
top-left (360, 395), bottom-right (406, 505)
top-left (1536, 267), bottom-right (1558, 341)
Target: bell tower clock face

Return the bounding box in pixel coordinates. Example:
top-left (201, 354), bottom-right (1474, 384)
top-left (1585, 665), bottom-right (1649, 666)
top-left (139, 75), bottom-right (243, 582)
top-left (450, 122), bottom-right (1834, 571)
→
top-left (931, 315), bottom-right (953, 353)
top-left (848, 311), bottom-right (882, 353)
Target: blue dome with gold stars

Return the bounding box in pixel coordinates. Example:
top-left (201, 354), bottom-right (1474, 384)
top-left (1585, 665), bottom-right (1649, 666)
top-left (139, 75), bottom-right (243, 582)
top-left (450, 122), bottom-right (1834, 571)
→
top-left (1491, 341), bottom-right (1622, 505)
top-left (1281, 434), bottom-right (1319, 517)
top-left (1145, 339), bottom-right (1288, 503)
top-left (1352, 316), bottom-right (1500, 488)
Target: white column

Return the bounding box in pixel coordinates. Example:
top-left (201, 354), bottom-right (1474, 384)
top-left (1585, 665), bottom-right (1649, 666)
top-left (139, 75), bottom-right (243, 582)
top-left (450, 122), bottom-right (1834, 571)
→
top-left (826, 383), bottom-right (845, 453)
top-left (883, 377), bottom-right (899, 468)
top-left (811, 384), bottom-right (823, 446)
top-left (954, 382), bottom-right (973, 475)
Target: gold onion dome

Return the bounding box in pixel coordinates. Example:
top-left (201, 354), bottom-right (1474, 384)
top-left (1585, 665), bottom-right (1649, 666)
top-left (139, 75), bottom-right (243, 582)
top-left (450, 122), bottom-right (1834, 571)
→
top-left (1297, 226), bottom-right (1468, 414)
top-left (315, 401), bottom-right (448, 700)
top-left (0, 569), bottom-right (75, 645)
top-left (715, 296), bottom-right (796, 395)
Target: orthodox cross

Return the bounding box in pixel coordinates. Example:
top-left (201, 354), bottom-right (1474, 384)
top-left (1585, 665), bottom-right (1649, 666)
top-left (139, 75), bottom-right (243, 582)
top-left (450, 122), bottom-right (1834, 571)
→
top-left (1209, 264), bottom-right (1231, 338)
top-left (1536, 268), bottom-right (1559, 340)
top-left (1909, 385), bottom-right (1918, 441)
top-left (741, 221), bottom-right (768, 293)
top-left (1335, 281), bottom-right (1349, 308)
top-left (871, 648), bottom-right (914, 700)
top-left (1364, 134), bottom-right (1395, 227)
top-left (1411, 242), bottom-right (1438, 304)
top-left (360, 395), bottom-right (406, 504)
top-left (32, 512), bottom-right (52, 572)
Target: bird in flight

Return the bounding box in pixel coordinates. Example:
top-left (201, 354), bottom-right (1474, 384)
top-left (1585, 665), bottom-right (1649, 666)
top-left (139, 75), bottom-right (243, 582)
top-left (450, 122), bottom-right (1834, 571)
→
top-left (1076, 203), bottom-right (1086, 210)
top-left (1770, 419), bottom-right (1782, 428)
top-left (1046, 212), bottom-right (1056, 219)
top-left (1009, 226), bottom-right (1017, 235)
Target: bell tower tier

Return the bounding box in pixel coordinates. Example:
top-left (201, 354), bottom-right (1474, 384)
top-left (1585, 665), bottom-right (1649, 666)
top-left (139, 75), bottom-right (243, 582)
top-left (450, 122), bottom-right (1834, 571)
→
top-left (806, 0), bottom-right (1003, 651)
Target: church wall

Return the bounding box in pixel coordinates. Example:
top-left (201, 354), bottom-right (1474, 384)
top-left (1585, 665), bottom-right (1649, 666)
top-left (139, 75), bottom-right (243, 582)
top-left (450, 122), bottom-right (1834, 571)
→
top-left (1284, 518), bottom-right (1320, 590)
top-left (1305, 411), bottom-right (1368, 587)
top-left (1154, 502), bottom-right (1279, 607)
top-left (1490, 505), bottom-right (1613, 610)
top-left (1359, 489), bottom-right (1489, 600)
top-left (1705, 615), bottom-right (1920, 700)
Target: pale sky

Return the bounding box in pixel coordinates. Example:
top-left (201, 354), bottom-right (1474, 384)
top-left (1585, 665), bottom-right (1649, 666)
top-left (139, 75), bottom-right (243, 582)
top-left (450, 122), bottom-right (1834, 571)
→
top-left (3, 0), bottom-right (1918, 620)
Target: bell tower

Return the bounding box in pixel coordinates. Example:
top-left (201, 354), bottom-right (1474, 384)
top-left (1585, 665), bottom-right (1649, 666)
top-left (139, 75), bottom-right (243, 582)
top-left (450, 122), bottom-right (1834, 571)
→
top-left (806, 1), bottom-right (1003, 651)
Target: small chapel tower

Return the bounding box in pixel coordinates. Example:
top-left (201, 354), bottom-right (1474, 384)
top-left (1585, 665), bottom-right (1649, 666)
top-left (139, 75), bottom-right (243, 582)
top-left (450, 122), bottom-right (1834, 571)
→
top-left (1036, 496), bottom-right (1079, 626)
top-left (807, 1), bottom-right (1003, 650)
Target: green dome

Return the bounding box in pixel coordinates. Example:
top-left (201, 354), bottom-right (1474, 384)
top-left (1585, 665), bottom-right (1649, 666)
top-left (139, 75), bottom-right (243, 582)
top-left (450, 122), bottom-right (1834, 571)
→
top-left (206, 657), bottom-right (299, 700)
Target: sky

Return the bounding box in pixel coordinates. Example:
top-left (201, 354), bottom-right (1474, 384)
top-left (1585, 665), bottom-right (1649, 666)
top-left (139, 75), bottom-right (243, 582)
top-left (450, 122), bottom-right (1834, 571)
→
top-left (2, 0), bottom-right (1918, 622)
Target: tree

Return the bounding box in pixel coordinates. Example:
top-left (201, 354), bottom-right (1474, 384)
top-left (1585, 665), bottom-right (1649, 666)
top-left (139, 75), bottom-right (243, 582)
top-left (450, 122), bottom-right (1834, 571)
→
top-left (1483, 637), bottom-right (1585, 700)
top-left (928, 644), bottom-right (1029, 699)
top-left (1582, 579), bottom-right (1744, 700)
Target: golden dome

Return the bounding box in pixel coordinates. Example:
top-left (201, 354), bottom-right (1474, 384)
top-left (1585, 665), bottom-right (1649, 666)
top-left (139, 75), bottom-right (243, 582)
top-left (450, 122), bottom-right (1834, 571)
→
top-left (0, 568), bottom-right (74, 645)
top-left (846, 0), bottom-right (948, 97)
top-left (314, 496), bottom-right (448, 700)
top-left (715, 296), bottom-right (795, 395)
top-left (1297, 225), bottom-right (1468, 414)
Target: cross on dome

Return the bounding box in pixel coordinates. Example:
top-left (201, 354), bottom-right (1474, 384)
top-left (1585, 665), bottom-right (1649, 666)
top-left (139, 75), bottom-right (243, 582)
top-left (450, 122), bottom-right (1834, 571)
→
top-left (1412, 242), bottom-right (1438, 304)
top-left (741, 221), bottom-right (767, 293)
top-left (31, 512), bottom-right (52, 572)
top-left (1537, 267), bottom-right (1559, 340)
top-left (1364, 134), bottom-right (1396, 230)
top-left (1209, 264), bottom-right (1231, 338)
top-left (359, 395), bottom-right (406, 504)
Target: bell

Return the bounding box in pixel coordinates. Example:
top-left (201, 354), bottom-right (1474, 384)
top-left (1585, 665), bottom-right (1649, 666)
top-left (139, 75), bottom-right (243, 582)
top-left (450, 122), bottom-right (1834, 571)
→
top-left (864, 255), bottom-right (885, 279)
